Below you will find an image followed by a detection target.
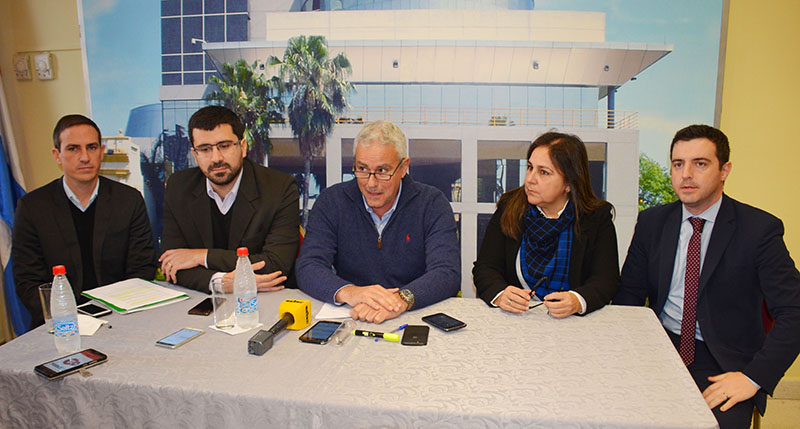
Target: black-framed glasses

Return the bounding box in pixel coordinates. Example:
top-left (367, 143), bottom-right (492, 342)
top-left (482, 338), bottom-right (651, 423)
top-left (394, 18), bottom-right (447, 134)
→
top-left (192, 140), bottom-right (241, 157)
top-left (352, 158), bottom-right (405, 181)
top-left (528, 276), bottom-right (549, 309)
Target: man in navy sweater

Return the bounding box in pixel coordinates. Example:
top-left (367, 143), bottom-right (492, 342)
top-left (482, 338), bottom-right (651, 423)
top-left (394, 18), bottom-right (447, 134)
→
top-left (297, 121), bottom-right (460, 323)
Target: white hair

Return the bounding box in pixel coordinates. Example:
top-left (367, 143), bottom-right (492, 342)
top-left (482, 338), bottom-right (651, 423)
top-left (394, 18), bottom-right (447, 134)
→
top-left (353, 120), bottom-right (408, 159)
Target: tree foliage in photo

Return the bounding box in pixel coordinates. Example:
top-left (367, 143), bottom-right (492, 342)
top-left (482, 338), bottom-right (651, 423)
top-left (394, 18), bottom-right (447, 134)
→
top-left (205, 60), bottom-right (283, 166)
top-left (269, 35), bottom-right (354, 228)
top-left (639, 154), bottom-right (677, 211)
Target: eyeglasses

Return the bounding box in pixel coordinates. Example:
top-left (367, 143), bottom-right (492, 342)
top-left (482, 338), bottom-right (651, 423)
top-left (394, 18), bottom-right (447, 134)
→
top-left (352, 158), bottom-right (405, 181)
top-left (192, 141), bottom-right (241, 157)
top-left (528, 276), bottom-right (550, 309)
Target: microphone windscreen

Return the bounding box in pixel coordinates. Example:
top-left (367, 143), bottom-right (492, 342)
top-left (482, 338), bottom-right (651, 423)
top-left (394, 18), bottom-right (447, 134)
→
top-left (278, 299), bottom-right (311, 330)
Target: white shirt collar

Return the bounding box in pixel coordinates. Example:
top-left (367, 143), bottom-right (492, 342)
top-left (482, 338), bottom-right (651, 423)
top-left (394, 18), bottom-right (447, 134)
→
top-left (536, 198), bottom-right (570, 219)
top-left (62, 177), bottom-right (99, 212)
top-left (363, 181), bottom-right (403, 223)
top-left (681, 194), bottom-right (723, 225)
top-left (206, 168), bottom-right (244, 215)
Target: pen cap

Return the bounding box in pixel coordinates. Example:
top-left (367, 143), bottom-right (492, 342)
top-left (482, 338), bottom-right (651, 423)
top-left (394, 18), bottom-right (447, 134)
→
top-left (332, 320), bottom-right (355, 346)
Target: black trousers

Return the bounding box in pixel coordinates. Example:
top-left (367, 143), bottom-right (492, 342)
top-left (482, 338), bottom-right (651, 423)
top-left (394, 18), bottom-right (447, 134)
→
top-left (667, 330), bottom-right (755, 429)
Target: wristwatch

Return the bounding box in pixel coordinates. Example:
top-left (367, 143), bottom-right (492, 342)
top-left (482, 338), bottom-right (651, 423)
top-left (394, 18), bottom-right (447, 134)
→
top-left (398, 289), bottom-right (415, 310)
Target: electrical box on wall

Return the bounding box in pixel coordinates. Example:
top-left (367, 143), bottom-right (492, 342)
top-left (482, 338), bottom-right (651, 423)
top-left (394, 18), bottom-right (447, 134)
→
top-left (13, 54), bottom-right (31, 80)
top-left (34, 52), bottom-right (54, 80)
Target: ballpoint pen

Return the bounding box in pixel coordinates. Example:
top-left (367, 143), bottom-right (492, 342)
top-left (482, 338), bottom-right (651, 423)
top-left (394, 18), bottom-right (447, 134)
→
top-left (390, 324), bottom-right (408, 333)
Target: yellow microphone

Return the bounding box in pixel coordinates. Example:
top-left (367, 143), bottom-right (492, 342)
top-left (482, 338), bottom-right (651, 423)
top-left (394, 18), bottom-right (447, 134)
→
top-left (248, 299), bottom-right (311, 355)
top-left (278, 299), bottom-right (311, 330)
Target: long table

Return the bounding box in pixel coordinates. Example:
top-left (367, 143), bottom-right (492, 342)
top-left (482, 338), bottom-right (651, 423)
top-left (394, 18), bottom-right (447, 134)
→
top-left (0, 287), bottom-right (717, 428)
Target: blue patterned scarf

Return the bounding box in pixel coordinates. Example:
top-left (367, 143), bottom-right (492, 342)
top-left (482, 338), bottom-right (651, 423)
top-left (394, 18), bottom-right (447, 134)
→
top-left (520, 200), bottom-right (575, 298)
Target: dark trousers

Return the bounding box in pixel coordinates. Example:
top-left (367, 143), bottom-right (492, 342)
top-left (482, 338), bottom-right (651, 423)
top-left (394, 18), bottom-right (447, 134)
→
top-left (667, 330), bottom-right (755, 429)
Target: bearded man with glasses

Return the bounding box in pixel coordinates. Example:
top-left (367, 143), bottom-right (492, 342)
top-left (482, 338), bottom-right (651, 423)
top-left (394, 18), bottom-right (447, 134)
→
top-left (160, 106), bottom-right (299, 293)
top-left (297, 120), bottom-right (460, 324)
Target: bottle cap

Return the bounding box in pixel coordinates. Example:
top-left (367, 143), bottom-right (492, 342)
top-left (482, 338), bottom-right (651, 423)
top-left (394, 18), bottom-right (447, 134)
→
top-left (52, 265), bottom-right (66, 275)
top-left (236, 247), bottom-right (249, 256)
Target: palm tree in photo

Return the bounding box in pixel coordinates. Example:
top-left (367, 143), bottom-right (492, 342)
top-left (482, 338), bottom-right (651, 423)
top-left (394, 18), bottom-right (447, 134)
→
top-left (205, 60), bottom-right (283, 165)
top-left (269, 35), bottom-right (353, 228)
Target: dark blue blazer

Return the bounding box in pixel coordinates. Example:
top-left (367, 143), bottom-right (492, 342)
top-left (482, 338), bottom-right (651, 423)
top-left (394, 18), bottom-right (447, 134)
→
top-left (615, 194), bottom-right (800, 411)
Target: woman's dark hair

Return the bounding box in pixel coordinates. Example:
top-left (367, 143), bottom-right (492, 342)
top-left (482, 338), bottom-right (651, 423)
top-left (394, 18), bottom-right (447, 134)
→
top-left (498, 132), bottom-right (607, 239)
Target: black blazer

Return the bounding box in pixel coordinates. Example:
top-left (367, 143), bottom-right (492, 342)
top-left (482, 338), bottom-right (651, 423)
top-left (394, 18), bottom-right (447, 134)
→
top-left (473, 199), bottom-right (620, 314)
top-left (615, 194), bottom-right (800, 411)
top-left (12, 177), bottom-right (157, 327)
top-left (161, 158), bottom-right (299, 292)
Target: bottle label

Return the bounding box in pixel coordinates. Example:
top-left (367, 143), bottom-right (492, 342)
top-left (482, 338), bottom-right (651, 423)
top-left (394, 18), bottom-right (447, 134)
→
top-left (236, 296), bottom-right (258, 314)
top-left (54, 317), bottom-right (78, 337)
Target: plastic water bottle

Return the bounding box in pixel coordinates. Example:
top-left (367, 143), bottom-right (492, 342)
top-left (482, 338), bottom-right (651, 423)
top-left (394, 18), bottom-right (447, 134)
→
top-left (50, 265), bottom-right (80, 353)
top-left (234, 247), bottom-right (259, 329)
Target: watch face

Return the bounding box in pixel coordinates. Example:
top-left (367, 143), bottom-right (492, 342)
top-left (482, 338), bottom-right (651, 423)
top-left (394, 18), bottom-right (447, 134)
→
top-left (400, 289), bottom-right (414, 308)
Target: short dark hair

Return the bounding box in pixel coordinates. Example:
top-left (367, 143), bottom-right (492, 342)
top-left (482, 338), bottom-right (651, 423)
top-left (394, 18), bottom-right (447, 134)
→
top-left (187, 105), bottom-right (245, 147)
top-left (670, 124), bottom-right (730, 166)
top-left (52, 114), bottom-right (101, 150)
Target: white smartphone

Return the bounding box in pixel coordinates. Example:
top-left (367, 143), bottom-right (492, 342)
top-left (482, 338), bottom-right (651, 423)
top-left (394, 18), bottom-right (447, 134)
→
top-left (155, 328), bottom-right (204, 349)
top-left (77, 302), bottom-right (112, 317)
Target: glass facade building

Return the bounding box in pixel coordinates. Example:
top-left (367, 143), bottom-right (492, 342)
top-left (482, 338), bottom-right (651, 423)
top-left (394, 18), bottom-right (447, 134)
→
top-left (301, 0), bottom-right (534, 11)
top-left (160, 1), bottom-right (671, 296)
top-left (161, 0), bottom-right (249, 86)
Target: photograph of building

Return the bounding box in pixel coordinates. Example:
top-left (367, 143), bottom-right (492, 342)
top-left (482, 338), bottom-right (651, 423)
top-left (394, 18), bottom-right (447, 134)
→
top-left (159, 0), bottom-right (671, 295)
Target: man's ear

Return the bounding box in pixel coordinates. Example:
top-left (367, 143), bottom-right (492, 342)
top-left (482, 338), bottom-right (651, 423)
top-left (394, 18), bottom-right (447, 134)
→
top-left (720, 161), bottom-right (732, 182)
top-left (52, 147), bottom-right (62, 166)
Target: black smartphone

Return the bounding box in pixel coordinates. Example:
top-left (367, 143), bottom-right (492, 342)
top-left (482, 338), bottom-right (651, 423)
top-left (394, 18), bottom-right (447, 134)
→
top-left (77, 302), bottom-right (112, 317)
top-left (299, 320), bottom-right (343, 344)
top-left (34, 349), bottom-right (108, 380)
top-left (401, 325), bottom-right (429, 346)
top-left (422, 312), bottom-right (466, 332)
top-left (156, 328), bottom-right (205, 349)
top-left (188, 297), bottom-right (216, 316)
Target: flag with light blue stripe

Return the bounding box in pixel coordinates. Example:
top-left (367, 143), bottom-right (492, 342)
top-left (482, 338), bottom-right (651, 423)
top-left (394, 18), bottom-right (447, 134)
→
top-left (0, 134), bottom-right (29, 334)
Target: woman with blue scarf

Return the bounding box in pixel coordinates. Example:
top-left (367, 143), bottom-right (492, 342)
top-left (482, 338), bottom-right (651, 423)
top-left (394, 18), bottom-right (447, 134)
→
top-left (473, 132), bottom-right (620, 318)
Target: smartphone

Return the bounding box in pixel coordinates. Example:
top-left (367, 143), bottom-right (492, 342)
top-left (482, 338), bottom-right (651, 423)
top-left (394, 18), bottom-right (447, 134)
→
top-left (401, 325), bottom-right (429, 346)
top-left (422, 313), bottom-right (467, 332)
top-left (187, 297), bottom-right (216, 316)
top-left (77, 302), bottom-right (112, 317)
top-left (34, 348), bottom-right (108, 380)
top-left (155, 328), bottom-right (205, 349)
top-left (299, 320), bottom-right (343, 344)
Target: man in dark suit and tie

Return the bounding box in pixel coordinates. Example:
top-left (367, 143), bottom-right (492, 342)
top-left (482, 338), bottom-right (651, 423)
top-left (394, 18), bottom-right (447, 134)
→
top-left (159, 106), bottom-right (299, 292)
top-left (12, 114), bottom-right (157, 329)
top-left (615, 125), bottom-right (800, 428)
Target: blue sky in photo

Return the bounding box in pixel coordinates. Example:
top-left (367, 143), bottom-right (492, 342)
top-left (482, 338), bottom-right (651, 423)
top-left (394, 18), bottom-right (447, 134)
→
top-left (81, 0), bottom-right (722, 167)
top-left (536, 0), bottom-right (723, 165)
top-left (82, 0), bottom-right (160, 137)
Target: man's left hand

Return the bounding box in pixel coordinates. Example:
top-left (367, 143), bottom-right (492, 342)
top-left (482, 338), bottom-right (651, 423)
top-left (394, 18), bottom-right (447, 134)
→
top-left (702, 372), bottom-right (759, 411)
top-left (159, 248), bottom-right (208, 283)
top-left (220, 260), bottom-right (286, 292)
top-left (350, 298), bottom-right (409, 324)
